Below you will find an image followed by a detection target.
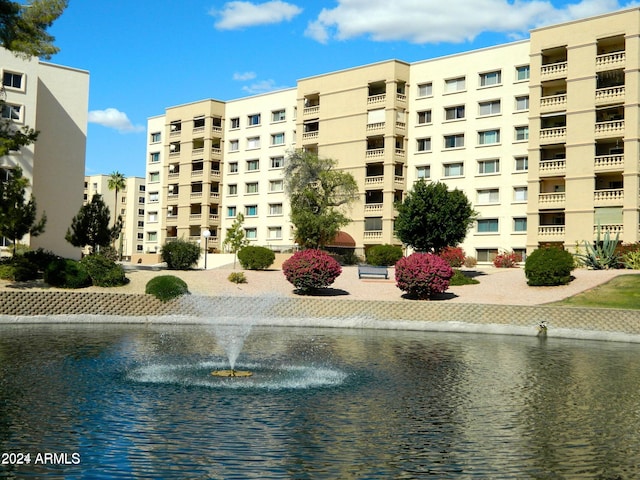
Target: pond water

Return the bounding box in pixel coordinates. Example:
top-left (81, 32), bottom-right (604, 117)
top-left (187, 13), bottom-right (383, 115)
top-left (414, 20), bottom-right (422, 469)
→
top-left (0, 323), bottom-right (639, 479)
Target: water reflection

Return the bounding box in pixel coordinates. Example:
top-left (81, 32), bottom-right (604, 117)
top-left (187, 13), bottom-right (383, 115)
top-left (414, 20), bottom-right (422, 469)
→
top-left (0, 324), bottom-right (639, 478)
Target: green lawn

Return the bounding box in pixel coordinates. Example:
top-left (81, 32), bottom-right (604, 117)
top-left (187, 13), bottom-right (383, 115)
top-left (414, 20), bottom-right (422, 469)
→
top-left (551, 274), bottom-right (640, 309)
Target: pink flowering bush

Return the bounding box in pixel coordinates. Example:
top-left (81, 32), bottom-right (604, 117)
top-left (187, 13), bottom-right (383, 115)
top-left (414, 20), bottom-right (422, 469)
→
top-left (439, 246), bottom-right (465, 267)
top-left (395, 253), bottom-right (454, 300)
top-left (493, 251), bottom-right (522, 268)
top-left (282, 249), bottom-right (342, 293)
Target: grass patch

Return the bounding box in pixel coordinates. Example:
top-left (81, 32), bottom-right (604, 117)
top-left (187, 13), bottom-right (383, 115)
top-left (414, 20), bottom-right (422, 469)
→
top-left (449, 269), bottom-right (480, 286)
top-left (550, 274), bottom-right (640, 309)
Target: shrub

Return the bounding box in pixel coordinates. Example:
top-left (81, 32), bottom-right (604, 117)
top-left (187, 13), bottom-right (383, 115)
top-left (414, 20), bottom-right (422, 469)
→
top-left (395, 253), bottom-right (454, 300)
top-left (449, 269), bottom-right (480, 286)
top-left (228, 271), bottom-right (247, 284)
top-left (439, 246), bottom-right (465, 268)
top-left (0, 262), bottom-right (13, 280)
top-left (237, 245), bottom-right (275, 270)
top-left (493, 251), bottom-right (522, 268)
top-left (616, 243), bottom-right (640, 269)
top-left (145, 275), bottom-right (190, 302)
top-left (44, 258), bottom-right (92, 289)
top-left (0, 256), bottom-right (39, 281)
top-left (23, 248), bottom-right (58, 272)
top-left (574, 226), bottom-right (620, 270)
top-left (161, 239), bottom-right (201, 270)
top-left (282, 249), bottom-right (342, 293)
top-left (80, 254), bottom-right (128, 287)
top-left (463, 256), bottom-right (478, 268)
top-left (622, 249), bottom-right (640, 270)
top-left (525, 247), bottom-right (574, 286)
top-left (366, 244), bottom-right (403, 266)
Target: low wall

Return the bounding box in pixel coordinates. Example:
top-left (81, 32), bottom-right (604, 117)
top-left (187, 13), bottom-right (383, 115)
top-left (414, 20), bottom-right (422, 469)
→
top-left (1, 291), bottom-right (640, 342)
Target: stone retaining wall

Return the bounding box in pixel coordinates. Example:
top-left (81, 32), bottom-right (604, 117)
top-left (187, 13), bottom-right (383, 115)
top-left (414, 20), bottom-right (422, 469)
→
top-left (1, 291), bottom-right (640, 340)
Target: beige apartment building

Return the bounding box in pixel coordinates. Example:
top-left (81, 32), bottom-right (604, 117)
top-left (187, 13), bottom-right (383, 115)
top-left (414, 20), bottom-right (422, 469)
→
top-left (0, 48), bottom-right (88, 258)
top-left (84, 175), bottom-right (145, 258)
top-left (142, 7), bottom-right (640, 263)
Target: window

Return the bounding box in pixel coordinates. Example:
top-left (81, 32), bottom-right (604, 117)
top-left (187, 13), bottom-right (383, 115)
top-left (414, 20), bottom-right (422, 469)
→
top-left (247, 114), bottom-right (261, 126)
top-left (137, 221), bottom-right (144, 228)
top-left (229, 139), bottom-right (239, 151)
top-left (516, 65), bottom-right (530, 81)
top-left (149, 192), bottom-right (159, 203)
top-left (136, 245), bottom-right (144, 252)
top-left (477, 189), bottom-right (500, 204)
top-left (245, 228), bottom-right (257, 240)
top-left (515, 156), bottom-right (528, 171)
top-left (416, 165), bottom-right (430, 179)
top-left (230, 117), bottom-right (240, 129)
top-left (444, 162), bottom-right (464, 177)
top-left (227, 206), bottom-right (237, 217)
top-left (269, 179), bottom-right (283, 192)
top-left (150, 132), bottom-right (161, 142)
top-left (477, 248), bottom-right (499, 262)
top-left (193, 116), bottom-right (205, 128)
top-left (268, 227), bottom-right (282, 240)
top-left (445, 105), bottom-right (465, 121)
top-left (515, 96), bottom-right (529, 111)
top-left (271, 133), bottom-right (285, 145)
top-left (245, 205), bottom-right (258, 216)
top-left (246, 159), bottom-right (259, 171)
top-left (514, 217), bottom-right (527, 232)
top-left (137, 233), bottom-right (144, 240)
top-left (417, 110), bottom-right (432, 124)
top-left (2, 71), bottom-right (22, 89)
top-left (515, 126), bottom-right (529, 142)
top-left (247, 136), bottom-right (260, 149)
top-left (269, 203), bottom-right (283, 216)
top-left (229, 162), bottom-right (238, 173)
top-left (417, 137), bottom-right (431, 152)
top-left (444, 134), bottom-right (464, 149)
top-left (147, 232), bottom-right (158, 242)
top-left (150, 152), bottom-right (160, 163)
top-left (139, 185), bottom-right (146, 192)
top-left (149, 172), bottom-right (160, 182)
top-left (364, 217), bottom-right (383, 231)
top-left (1, 103), bottom-right (21, 121)
top-left (445, 77), bottom-right (465, 93)
top-left (479, 130), bottom-right (500, 145)
top-left (272, 109), bottom-right (286, 122)
top-left (513, 186), bottom-right (528, 202)
top-left (418, 82), bottom-right (432, 97)
top-left (478, 159), bottom-right (499, 174)
top-left (479, 100), bottom-right (501, 116)
top-left (480, 70), bottom-right (501, 87)
top-left (138, 209), bottom-right (144, 216)
top-left (246, 182), bottom-right (258, 194)
top-left (228, 184), bottom-right (237, 195)
top-left (477, 219), bottom-right (499, 233)
top-left (148, 211), bottom-right (158, 223)
top-left (271, 156), bottom-right (284, 169)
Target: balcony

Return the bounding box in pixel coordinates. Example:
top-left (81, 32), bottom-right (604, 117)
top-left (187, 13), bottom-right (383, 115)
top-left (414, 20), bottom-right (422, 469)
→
top-left (595, 86), bottom-right (625, 106)
top-left (190, 192), bottom-right (203, 199)
top-left (189, 213), bottom-right (202, 221)
top-left (209, 214), bottom-right (219, 223)
top-left (595, 120), bottom-right (624, 138)
top-left (540, 126), bottom-right (566, 143)
top-left (540, 94), bottom-right (566, 113)
top-left (594, 153), bottom-right (624, 171)
top-left (396, 92), bottom-right (407, 103)
top-left (366, 122), bottom-right (385, 132)
top-left (538, 225), bottom-right (565, 237)
top-left (595, 224), bottom-right (623, 235)
top-left (192, 147), bottom-right (204, 157)
top-left (302, 131), bottom-right (319, 141)
top-left (541, 61), bottom-right (567, 80)
top-left (594, 188), bottom-right (623, 206)
top-left (394, 176), bottom-right (405, 185)
top-left (596, 51), bottom-right (625, 71)
top-left (365, 175), bottom-right (384, 186)
top-left (366, 148), bottom-right (384, 159)
top-left (211, 169), bottom-right (221, 179)
top-left (539, 159), bottom-right (565, 176)
top-left (367, 94), bottom-right (386, 105)
top-left (364, 203), bottom-right (383, 213)
top-left (363, 231), bottom-right (383, 240)
top-left (192, 126), bottom-right (205, 134)
top-left (538, 192), bottom-right (566, 207)
top-left (394, 148), bottom-right (406, 160)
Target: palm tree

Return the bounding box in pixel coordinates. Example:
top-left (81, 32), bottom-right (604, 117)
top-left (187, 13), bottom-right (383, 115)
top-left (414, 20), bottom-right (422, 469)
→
top-left (107, 171), bottom-right (126, 256)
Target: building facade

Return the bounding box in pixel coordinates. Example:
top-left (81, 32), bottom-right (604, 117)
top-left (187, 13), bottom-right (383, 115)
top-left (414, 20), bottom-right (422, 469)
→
top-left (142, 8), bottom-right (640, 263)
top-left (0, 48), bottom-right (89, 258)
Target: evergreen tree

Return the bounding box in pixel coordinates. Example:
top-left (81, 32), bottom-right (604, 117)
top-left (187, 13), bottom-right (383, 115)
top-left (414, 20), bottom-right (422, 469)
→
top-left (0, 166), bottom-right (46, 254)
top-left (65, 194), bottom-right (121, 254)
top-left (394, 180), bottom-right (476, 253)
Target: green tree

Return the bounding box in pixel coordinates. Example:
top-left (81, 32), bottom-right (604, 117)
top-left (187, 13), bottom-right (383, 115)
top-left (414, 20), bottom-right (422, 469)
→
top-left (65, 194), bottom-right (121, 254)
top-left (395, 180), bottom-right (476, 253)
top-left (284, 150), bottom-right (358, 249)
top-left (107, 170), bottom-right (126, 257)
top-left (223, 213), bottom-right (248, 268)
top-left (0, 166), bottom-right (46, 255)
top-left (0, 0), bottom-right (68, 59)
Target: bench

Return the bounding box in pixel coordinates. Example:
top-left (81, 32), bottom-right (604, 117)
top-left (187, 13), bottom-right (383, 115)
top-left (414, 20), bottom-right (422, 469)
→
top-left (358, 264), bottom-right (389, 279)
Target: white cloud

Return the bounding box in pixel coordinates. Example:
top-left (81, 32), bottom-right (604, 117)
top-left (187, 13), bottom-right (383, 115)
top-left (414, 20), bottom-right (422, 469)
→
top-left (88, 108), bottom-right (144, 133)
top-left (212, 1), bottom-right (302, 30)
top-left (241, 79), bottom-right (289, 94)
top-left (305, 0), bottom-right (636, 44)
top-left (233, 71), bottom-right (257, 81)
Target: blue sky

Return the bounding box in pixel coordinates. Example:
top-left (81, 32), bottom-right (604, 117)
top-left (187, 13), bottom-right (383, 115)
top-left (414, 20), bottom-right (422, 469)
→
top-left (45, 0), bottom-right (638, 178)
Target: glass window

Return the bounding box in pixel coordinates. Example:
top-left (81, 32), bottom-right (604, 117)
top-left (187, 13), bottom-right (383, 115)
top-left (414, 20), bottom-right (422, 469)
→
top-left (228, 184), bottom-right (237, 195)
top-left (417, 110), bottom-right (432, 124)
top-left (515, 96), bottom-right (529, 111)
top-left (418, 82), bottom-right (432, 97)
top-left (246, 159), bottom-right (259, 171)
top-left (1, 103), bottom-right (21, 121)
top-left (247, 136), bottom-right (260, 149)
top-left (269, 203), bottom-right (283, 215)
top-left (444, 163), bottom-right (464, 177)
top-left (149, 172), bottom-right (160, 182)
top-left (272, 109), bottom-right (286, 122)
top-left (271, 133), bottom-right (285, 145)
top-left (417, 138), bottom-right (431, 152)
top-left (477, 189), bottom-right (500, 204)
top-left (227, 206), bottom-right (237, 217)
top-left (477, 219), bottom-right (499, 233)
top-left (477, 248), bottom-right (499, 262)
top-left (147, 232), bottom-right (157, 241)
top-left (150, 132), bottom-right (161, 142)
top-left (478, 159), bottom-right (499, 174)
top-left (515, 126), bottom-right (529, 141)
top-left (516, 65), bottom-right (530, 81)
top-left (229, 139), bottom-right (239, 151)
top-left (245, 228), bottom-right (257, 240)
top-left (245, 205), bottom-right (258, 216)
top-left (416, 165), bottom-right (430, 179)
top-left (445, 77), bottom-right (466, 93)
top-left (147, 211), bottom-right (158, 223)
top-left (514, 217), bottom-right (527, 232)
top-left (480, 71), bottom-right (501, 87)
top-left (515, 156), bottom-right (528, 171)
top-left (364, 217), bottom-right (383, 231)
top-left (513, 186), bottom-right (528, 202)
top-left (444, 134), bottom-right (464, 149)
top-left (2, 71), bottom-right (22, 89)
top-left (269, 180), bottom-right (283, 192)
top-left (479, 130), bottom-right (500, 145)
top-left (229, 162), bottom-right (238, 173)
top-left (479, 100), bottom-right (501, 116)
top-left (247, 114), bottom-right (261, 126)
top-left (246, 182), bottom-right (259, 194)
top-left (445, 105), bottom-right (465, 120)
top-left (150, 152), bottom-right (160, 163)
top-left (268, 227), bottom-right (282, 239)
top-left (230, 117), bottom-right (240, 129)
top-left (271, 156), bottom-right (284, 168)
top-left (149, 192), bottom-right (159, 203)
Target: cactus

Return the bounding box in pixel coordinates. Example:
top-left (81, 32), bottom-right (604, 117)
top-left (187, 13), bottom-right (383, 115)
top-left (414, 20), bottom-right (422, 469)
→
top-left (575, 224), bottom-right (620, 269)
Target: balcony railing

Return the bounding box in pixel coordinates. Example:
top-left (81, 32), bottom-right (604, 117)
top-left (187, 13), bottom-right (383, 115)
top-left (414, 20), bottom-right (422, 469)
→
top-left (595, 120), bottom-right (624, 137)
top-left (189, 213), bottom-right (202, 221)
top-left (594, 188), bottom-right (623, 205)
top-left (192, 126), bottom-right (205, 134)
top-left (366, 148), bottom-right (384, 159)
top-left (168, 172), bottom-right (179, 178)
top-left (210, 192), bottom-right (220, 201)
top-left (209, 214), bottom-right (219, 223)
top-left (367, 94), bottom-right (385, 105)
top-left (596, 51), bottom-right (625, 71)
top-left (191, 170), bottom-right (203, 177)
top-left (396, 93), bottom-right (406, 103)
top-left (302, 131), bottom-right (319, 141)
top-left (211, 170), bottom-right (221, 179)
top-left (190, 192), bottom-right (203, 199)
top-left (538, 192), bottom-right (566, 206)
top-left (540, 127), bottom-right (566, 142)
top-left (595, 224), bottom-right (623, 235)
top-left (365, 175), bottom-right (384, 186)
top-left (363, 230), bottom-right (383, 240)
top-left (212, 125), bottom-right (222, 134)
top-left (538, 225), bottom-right (565, 236)
top-left (366, 122), bottom-right (385, 132)
top-left (595, 86), bottom-right (625, 105)
top-left (395, 121), bottom-right (406, 130)
top-left (212, 147), bottom-right (222, 157)
top-left (394, 148), bottom-right (406, 159)
top-left (364, 203), bottom-right (383, 213)
top-left (541, 61), bottom-right (567, 79)
top-left (192, 147), bottom-right (204, 156)
top-left (540, 94), bottom-right (566, 111)
top-left (394, 176), bottom-right (405, 184)
top-left (303, 105), bottom-right (319, 116)
top-left (539, 159), bottom-right (566, 175)
top-left (594, 154), bottom-right (624, 171)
